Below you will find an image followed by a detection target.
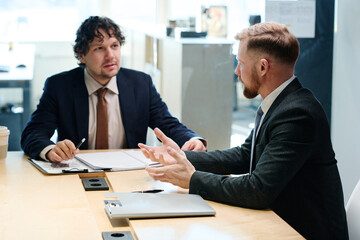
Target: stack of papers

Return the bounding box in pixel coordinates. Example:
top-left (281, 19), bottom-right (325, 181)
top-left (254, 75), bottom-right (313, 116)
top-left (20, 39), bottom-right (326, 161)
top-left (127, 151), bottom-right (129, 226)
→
top-left (75, 150), bottom-right (160, 171)
top-left (28, 150), bottom-right (160, 174)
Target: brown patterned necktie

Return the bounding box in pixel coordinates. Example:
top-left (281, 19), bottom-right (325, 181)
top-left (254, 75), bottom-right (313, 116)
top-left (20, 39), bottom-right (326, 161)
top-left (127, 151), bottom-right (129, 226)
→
top-left (95, 88), bottom-right (108, 149)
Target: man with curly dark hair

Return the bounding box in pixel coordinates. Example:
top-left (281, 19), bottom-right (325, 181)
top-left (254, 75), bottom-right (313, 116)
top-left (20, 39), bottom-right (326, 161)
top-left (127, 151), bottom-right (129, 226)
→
top-left (73, 16), bottom-right (125, 66)
top-left (21, 16), bottom-right (206, 162)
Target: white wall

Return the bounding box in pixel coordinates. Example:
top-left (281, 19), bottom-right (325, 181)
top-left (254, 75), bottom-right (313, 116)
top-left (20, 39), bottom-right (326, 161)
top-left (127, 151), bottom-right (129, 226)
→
top-left (332, 0), bottom-right (360, 203)
top-left (31, 42), bottom-right (78, 110)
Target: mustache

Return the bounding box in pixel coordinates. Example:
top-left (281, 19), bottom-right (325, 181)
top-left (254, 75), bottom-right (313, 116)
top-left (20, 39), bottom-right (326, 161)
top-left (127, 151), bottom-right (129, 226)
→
top-left (102, 61), bottom-right (117, 66)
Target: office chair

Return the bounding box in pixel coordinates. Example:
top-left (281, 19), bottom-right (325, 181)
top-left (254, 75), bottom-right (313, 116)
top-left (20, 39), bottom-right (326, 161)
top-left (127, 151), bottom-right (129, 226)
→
top-left (346, 179), bottom-right (360, 240)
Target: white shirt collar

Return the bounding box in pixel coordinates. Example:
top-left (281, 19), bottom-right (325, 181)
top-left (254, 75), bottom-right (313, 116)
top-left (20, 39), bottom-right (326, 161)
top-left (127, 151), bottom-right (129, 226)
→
top-left (260, 75), bottom-right (296, 115)
top-left (84, 68), bottom-right (119, 95)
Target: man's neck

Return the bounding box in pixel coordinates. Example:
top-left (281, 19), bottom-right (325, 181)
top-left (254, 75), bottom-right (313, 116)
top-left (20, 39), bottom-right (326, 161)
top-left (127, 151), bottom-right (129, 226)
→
top-left (259, 67), bottom-right (294, 99)
top-left (86, 68), bottom-right (112, 86)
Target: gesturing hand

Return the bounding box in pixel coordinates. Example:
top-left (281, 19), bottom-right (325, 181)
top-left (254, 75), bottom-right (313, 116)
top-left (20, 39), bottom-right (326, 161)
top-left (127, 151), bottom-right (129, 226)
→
top-left (138, 128), bottom-right (181, 165)
top-left (138, 128), bottom-right (196, 189)
top-left (145, 146), bottom-right (195, 189)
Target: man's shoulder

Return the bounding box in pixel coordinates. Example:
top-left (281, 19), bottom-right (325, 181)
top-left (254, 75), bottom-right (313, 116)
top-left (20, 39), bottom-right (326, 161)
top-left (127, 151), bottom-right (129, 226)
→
top-left (49, 67), bottom-right (83, 80)
top-left (287, 84), bottom-right (320, 107)
top-left (276, 79), bottom-right (317, 106)
top-left (117, 67), bottom-right (150, 80)
top-left (44, 67), bottom-right (84, 91)
top-left (272, 81), bottom-right (326, 122)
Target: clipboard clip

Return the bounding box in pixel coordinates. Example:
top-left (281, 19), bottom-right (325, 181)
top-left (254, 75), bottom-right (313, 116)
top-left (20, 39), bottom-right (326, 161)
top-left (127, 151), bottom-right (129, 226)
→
top-left (62, 168), bottom-right (89, 173)
top-left (104, 200), bottom-right (122, 215)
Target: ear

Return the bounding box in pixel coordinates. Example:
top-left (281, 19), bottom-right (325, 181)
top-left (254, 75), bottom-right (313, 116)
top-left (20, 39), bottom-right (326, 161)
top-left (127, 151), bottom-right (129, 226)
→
top-left (78, 54), bottom-right (86, 64)
top-left (259, 58), bottom-right (270, 76)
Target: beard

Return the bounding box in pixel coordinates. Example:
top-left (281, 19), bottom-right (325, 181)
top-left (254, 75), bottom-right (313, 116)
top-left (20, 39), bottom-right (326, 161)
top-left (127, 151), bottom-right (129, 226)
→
top-left (242, 67), bottom-right (260, 99)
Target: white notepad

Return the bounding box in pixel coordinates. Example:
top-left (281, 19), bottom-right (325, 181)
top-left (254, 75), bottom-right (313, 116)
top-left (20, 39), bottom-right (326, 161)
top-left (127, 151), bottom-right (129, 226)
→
top-left (104, 192), bottom-right (216, 219)
top-left (75, 150), bottom-right (160, 171)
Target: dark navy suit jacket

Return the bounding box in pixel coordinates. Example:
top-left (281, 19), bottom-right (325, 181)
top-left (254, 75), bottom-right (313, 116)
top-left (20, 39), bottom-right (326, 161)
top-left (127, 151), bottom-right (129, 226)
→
top-left (186, 79), bottom-right (348, 240)
top-left (21, 67), bottom-right (199, 159)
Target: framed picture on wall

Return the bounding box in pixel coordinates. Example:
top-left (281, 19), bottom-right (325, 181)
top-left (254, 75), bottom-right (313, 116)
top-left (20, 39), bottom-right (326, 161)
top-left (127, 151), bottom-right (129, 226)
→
top-left (201, 5), bottom-right (227, 37)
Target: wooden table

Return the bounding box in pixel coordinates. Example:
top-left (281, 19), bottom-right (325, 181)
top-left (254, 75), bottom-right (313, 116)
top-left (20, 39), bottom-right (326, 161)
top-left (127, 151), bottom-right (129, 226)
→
top-left (0, 151), bottom-right (303, 239)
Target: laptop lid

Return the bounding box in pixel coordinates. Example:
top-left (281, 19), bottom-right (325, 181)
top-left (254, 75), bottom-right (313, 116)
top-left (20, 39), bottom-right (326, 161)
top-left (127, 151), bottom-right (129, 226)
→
top-left (104, 193), bottom-right (216, 219)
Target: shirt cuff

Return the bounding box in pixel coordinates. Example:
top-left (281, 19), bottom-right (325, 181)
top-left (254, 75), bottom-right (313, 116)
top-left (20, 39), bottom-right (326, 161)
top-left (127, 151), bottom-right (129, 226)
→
top-left (40, 145), bottom-right (56, 161)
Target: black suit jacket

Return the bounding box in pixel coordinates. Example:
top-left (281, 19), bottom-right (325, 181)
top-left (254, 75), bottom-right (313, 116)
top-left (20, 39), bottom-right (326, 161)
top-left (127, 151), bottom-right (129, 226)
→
top-left (186, 79), bottom-right (348, 240)
top-left (21, 67), bottom-right (199, 159)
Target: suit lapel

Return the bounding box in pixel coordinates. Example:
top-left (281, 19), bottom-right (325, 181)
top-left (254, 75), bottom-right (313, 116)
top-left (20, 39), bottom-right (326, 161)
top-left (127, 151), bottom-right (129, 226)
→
top-left (252, 78), bottom-right (302, 165)
top-left (117, 69), bottom-right (136, 143)
top-left (73, 68), bottom-right (89, 148)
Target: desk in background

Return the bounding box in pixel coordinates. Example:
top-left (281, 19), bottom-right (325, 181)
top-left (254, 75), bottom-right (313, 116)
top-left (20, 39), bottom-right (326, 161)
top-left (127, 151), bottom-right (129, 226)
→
top-left (122, 23), bottom-right (234, 150)
top-left (0, 151), bottom-right (303, 239)
top-left (0, 44), bottom-right (35, 150)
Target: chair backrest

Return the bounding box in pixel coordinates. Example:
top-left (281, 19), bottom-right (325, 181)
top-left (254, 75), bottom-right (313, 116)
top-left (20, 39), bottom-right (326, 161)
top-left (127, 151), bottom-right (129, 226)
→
top-left (346, 179), bottom-right (360, 240)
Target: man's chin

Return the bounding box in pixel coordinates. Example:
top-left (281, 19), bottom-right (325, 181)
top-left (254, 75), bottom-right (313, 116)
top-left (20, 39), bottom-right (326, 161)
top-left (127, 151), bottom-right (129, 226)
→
top-left (103, 68), bottom-right (119, 78)
top-left (243, 90), bottom-right (259, 99)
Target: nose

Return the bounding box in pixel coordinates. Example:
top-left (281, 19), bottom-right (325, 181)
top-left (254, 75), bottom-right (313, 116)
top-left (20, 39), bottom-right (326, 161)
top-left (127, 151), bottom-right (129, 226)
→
top-left (105, 47), bottom-right (114, 59)
top-left (234, 62), bottom-right (241, 76)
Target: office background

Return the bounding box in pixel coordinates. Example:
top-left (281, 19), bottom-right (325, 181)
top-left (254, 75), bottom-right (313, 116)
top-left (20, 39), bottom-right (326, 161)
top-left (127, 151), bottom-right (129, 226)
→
top-left (0, 0), bottom-right (359, 204)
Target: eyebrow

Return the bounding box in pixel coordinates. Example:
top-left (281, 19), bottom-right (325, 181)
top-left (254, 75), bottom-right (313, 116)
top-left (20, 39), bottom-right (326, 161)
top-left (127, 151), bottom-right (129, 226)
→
top-left (90, 39), bottom-right (118, 46)
top-left (89, 39), bottom-right (104, 46)
top-left (90, 42), bottom-right (102, 46)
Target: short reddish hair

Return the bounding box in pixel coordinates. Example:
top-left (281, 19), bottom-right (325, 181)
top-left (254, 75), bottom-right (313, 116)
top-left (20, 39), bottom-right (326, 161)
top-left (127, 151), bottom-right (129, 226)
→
top-left (236, 22), bottom-right (299, 66)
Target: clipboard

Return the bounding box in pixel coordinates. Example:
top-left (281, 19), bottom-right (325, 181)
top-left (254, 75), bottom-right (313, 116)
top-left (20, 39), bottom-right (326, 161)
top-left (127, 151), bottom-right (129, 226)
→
top-left (104, 193), bottom-right (216, 219)
top-left (27, 150), bottom-right (160, 175)
top-left (27, 158), bottom-right (101, 175)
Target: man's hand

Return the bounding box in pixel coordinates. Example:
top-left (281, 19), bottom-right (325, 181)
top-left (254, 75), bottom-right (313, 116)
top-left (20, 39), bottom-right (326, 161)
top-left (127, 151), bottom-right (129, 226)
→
top-left (181, 138), bottom-right (206, 152)
top-left (138, 128), bottom-right (196, 188)
top-left (46, 139), bottom-right (79, 163)
top-left (138, 128), bottom-right (181, 165)
top-left (146, 147), bottom-right (195, 189)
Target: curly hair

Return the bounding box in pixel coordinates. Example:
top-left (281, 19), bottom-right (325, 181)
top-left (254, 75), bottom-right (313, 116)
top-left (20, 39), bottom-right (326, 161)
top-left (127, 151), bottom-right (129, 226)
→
top-left (73, 16), bottom-right (125, 66)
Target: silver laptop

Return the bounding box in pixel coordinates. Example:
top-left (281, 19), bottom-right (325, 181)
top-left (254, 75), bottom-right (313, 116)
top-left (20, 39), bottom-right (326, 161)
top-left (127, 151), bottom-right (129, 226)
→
top-left (104, 193), bottom-right (216, 219)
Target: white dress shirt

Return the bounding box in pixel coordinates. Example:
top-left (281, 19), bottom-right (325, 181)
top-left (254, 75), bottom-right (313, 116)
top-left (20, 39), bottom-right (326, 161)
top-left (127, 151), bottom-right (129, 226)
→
top-left (85, 69), bottom-right (127, 149)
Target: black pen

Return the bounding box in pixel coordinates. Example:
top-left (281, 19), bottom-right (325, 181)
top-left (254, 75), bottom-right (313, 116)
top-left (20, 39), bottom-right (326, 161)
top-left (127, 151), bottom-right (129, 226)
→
top-left (76, 138), bottom-right (86, 149)
top-left (132, 189), bottom-right (164, 193)
top-left (62, 168), bottom-right (88, 173)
